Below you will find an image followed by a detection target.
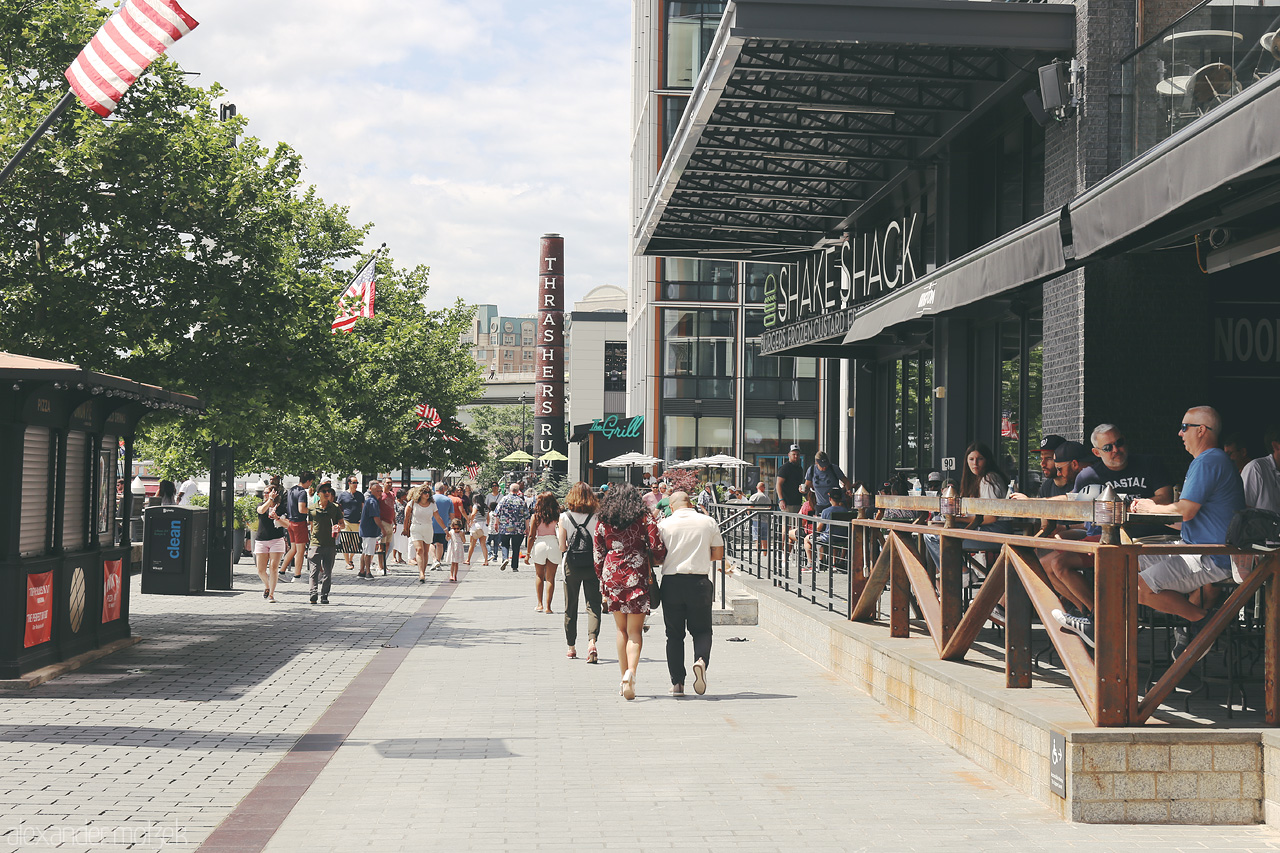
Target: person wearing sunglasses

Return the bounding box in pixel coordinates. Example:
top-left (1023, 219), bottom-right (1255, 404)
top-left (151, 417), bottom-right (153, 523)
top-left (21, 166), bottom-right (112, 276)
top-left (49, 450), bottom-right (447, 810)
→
top-left (1055, 407), bottom-right (1244, 658)
top-left (1075, 423), bottom-right (1174, 505)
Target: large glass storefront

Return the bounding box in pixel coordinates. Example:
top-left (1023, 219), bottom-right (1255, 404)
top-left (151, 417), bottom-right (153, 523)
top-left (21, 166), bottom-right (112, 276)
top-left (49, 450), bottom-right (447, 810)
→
top-left (662, 308), bottom-right (736, 399)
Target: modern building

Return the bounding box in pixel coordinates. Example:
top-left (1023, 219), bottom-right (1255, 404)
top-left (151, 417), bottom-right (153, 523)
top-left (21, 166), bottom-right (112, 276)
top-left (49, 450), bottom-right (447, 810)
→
top-left (631, 0), bottom-right (1280, 494)
top-left (629, 0), bottom-right (822, 491)
top-left (564, 286), bottom-right (634, 484)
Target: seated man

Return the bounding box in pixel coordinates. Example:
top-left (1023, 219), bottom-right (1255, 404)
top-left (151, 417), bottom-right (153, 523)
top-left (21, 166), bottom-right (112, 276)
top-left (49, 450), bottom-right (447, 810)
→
top-left (1241, 424), bottom-right (1280, 513)
top-left (1037, 435), bottom-right (1069, 497)
top-left (804, 488), bottom-right (853, 568)
top-left (1075, 422), bottom-right (1175, 538)
top-left (1054, 407), bottom-right (1244, 658)
top-left (1021, 440), bottom-right (1098, 616)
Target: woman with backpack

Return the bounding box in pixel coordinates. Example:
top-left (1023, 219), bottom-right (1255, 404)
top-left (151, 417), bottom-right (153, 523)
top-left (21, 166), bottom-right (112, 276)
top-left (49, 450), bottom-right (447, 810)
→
top-left (558, 482), bottom-right (602, 662)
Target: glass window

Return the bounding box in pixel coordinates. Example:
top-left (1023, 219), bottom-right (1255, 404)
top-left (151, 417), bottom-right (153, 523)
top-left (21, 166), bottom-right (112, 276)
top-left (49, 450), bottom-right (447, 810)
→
top-left (604, 342), bottom-right (627, 392)
top-left (744, 263), bottom-right (783, 304)
top-left (663, 415), bottom-right (698, 461)
top-left (662, 95), bottom-right (689, 160)
top-left (999, 309), bottom-right (1044, 490)
top-left (662, 309), bottom-right (735, 396)
top-left (660, 257), bottom-right (737, 302)
top-left (664, 2), bottom-right (726, 89)
top-left (700, 417), bottom-right (734, 455)
top-left (744, 417), bottom-right (781, 457)
top-left (889, 350), bottom-right (933, 472)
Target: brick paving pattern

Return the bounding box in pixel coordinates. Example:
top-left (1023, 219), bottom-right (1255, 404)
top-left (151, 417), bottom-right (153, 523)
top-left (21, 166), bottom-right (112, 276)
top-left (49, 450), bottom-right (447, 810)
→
top-left (2, 555), bottom-right (1280, 851)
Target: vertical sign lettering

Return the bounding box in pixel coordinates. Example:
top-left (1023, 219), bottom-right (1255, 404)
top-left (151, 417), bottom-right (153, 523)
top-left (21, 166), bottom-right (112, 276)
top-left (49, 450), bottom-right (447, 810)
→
top-left (535, 234), bottom-right (567, 475)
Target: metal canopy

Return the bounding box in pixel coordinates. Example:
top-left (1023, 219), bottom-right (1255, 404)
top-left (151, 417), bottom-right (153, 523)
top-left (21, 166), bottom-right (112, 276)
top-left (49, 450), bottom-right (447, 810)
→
top-left (636, 0), bottom-right (1075, 260)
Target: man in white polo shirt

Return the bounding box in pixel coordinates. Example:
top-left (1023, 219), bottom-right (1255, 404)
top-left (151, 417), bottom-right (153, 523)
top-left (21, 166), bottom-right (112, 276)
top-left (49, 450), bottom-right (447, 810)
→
top-left (657, 492), bottom-right (725, 696)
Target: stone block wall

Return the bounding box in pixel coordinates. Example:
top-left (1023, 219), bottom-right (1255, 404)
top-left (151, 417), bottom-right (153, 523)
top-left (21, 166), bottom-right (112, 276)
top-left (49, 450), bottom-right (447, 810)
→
top-left (728, 570), bottom-right (1273, 825)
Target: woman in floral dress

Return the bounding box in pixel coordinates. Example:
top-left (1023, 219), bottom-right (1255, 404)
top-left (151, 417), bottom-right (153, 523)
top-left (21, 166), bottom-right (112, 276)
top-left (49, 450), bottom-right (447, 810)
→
top-left (593, 484), bottom-right (667, 700)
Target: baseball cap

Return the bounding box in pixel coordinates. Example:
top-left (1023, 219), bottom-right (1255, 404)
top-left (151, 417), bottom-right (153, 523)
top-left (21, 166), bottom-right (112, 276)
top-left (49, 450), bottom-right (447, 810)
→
top-left (788, 444), bottom-right (800, 452)
top-left (1054, 440), bottom-right (1092, 464)
top-left (1039, 434), bottom-right (1066, 452)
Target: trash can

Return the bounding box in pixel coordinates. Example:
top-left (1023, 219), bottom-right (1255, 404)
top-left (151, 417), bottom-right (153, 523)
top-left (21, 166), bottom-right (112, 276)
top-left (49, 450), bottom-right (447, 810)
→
top-left (141, 506), bottom-right (208, 595)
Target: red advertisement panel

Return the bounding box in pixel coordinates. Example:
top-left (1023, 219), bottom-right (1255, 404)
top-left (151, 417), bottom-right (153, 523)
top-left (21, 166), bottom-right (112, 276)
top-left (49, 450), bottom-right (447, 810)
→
top-left (102, 559), bottom-right (123, 623)
top-left (24, 571), bottom-right (53, 648)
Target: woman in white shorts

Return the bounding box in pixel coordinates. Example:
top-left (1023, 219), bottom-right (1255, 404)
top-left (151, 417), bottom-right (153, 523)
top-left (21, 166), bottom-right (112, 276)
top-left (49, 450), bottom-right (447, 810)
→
top-left (404, 485), bottom-right (437, 583)
top-left (525, 492), bottom-right (564, 613)
top-left (466, 498), bottom-right (490, 566)
top-left (254, 486), bottom-right (287, 602)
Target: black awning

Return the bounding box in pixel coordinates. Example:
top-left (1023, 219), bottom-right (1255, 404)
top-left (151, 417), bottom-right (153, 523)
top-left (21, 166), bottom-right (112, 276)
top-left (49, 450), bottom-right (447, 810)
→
top-left (635, 0), bottom-right (1075, 261)
top-left (568, 422), bottom-right (593, 443)
top-left (837, 210), bottom-right (1065, 345)
top-left (1068, 70), bottom-right (1280, 260)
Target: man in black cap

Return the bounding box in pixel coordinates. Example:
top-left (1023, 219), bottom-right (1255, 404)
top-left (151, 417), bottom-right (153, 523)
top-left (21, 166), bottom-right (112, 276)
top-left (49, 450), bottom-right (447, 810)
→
top-left (804, 451), bottom-right (853, 514)
top-left (1037, 435), bottom-right (1067, 496)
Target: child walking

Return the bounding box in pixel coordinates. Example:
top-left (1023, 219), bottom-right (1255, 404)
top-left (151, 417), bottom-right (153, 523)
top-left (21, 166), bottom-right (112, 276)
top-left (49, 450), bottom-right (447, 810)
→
top-left (446, 516), bottom-right (467, 583)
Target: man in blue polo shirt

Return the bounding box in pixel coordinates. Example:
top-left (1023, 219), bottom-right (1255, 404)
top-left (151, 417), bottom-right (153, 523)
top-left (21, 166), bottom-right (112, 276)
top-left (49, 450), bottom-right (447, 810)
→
top-left (1054, 406), bottom-right (1243, 658)
top-left (430, 482), bottom-right (455, 570)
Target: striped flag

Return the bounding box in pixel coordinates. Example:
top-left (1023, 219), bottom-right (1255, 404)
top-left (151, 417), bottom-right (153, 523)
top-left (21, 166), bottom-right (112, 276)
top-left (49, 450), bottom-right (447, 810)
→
top-left (413, 404), bottom-right (441, 428)
top-left (465, 465), bottom-right (480, 480)
top-left (65, 0), bottom-right (199, 118)
top-left (332, 256), bottom-right (377, 332)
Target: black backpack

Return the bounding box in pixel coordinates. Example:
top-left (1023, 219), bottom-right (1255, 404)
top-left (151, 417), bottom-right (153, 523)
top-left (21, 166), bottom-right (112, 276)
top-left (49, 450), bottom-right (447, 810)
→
top-left (565, 513), bottom-right (594, 565)
top-left (1227, 508), bottom-right (1280, 552)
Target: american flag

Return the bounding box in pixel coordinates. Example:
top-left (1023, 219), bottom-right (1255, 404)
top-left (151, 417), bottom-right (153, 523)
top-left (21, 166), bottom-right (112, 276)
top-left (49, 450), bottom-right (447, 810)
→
top-left (413, 404), bottom-right (441, 428)
top-left (465, 465), bottom-right (480, 480)
top-left (65, 0), bottom-right (199, 118)
top-left (331, 256), bottom-right (377, 332)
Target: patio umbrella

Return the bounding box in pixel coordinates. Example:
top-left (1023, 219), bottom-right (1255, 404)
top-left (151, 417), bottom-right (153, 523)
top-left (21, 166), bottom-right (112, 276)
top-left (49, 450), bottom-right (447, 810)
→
top-left (701, 453), bottom-right (749, 467)
top-left (538, 450), bottom-right (569, 462)
top-left (597, 451), bottom-right (661, 467)
top-left (500, 450), bottom-right (535, 464)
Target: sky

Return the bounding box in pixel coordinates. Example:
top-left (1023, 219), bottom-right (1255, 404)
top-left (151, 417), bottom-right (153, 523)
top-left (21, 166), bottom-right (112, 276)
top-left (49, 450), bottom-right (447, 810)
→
top-left (174, 0), bottom-right (632, 313)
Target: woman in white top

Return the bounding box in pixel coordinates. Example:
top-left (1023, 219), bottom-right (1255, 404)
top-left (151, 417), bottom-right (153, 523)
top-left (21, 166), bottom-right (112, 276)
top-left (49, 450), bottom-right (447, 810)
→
top-left (924, 441), bottom-right (1011, 567)
top-left (557, 482), bottom-right (602, 662)
top-left (465, 496), bottom-right (490, 566)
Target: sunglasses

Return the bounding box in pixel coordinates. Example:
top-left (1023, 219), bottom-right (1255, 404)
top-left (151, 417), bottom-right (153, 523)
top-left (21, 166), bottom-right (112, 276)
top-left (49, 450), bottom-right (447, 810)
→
top-left (1098, 437), bottom-right (1126, 453)
top-left (1179, 423), bottom-right (1213, 434)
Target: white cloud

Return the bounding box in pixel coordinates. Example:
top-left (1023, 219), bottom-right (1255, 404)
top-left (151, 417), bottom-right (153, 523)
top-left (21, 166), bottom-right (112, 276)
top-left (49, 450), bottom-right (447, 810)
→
top-left (175, 0), bottom-right (631, 309)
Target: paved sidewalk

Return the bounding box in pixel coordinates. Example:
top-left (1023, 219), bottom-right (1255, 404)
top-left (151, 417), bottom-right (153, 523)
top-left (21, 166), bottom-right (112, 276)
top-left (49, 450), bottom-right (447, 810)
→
top-left (4, 555), bottom-right (1280, 851)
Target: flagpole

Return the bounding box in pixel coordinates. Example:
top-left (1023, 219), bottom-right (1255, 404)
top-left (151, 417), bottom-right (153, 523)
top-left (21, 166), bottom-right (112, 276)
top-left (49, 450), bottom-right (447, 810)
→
top-left (0, 91), bottom-right (77, 188)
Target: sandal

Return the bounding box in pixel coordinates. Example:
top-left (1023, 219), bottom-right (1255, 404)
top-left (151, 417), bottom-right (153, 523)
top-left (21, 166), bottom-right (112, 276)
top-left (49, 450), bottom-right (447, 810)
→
top-left (566, 648), bottom-right (577, 659)
top-left (586, 648), bottom-right (598, 664)
top-left (622, 670), bottom-right (636, 700)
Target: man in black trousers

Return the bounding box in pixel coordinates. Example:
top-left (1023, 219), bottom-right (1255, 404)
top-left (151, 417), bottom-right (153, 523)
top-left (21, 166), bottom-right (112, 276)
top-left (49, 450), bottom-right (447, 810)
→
top-left (657, 492), bottom-right (725, 696)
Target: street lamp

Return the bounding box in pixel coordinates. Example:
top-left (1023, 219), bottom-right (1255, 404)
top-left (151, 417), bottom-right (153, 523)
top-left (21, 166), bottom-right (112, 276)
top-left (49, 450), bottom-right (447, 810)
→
top-left (519, 392), bottom-right (529, 456)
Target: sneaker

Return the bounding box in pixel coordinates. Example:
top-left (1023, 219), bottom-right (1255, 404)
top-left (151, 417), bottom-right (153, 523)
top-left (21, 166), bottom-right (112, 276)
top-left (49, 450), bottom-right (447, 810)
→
top-left (309, 594), bottom-right (318, 604)
top-left (511, 566), bottom-right (519, 572)
top-left (320, 596), bottom-right (329, 604)
top-left (1051, 609), bottom-right (1095, 649)
top-left (991, 603), bottom-right (1006, 624)
top-left (692, 659), bottom-right (707, 695)
top-left (669, 684), bottom-right (685, 697)
top-left (284, 573), bottom-right (295, 583)
top-left (1172, 612), bottom-right (1214, 662)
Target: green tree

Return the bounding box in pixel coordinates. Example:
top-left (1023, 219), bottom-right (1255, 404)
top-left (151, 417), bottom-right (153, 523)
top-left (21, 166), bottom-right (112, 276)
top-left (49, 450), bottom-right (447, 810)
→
top-left (1, 0), bottom-right (482, 477)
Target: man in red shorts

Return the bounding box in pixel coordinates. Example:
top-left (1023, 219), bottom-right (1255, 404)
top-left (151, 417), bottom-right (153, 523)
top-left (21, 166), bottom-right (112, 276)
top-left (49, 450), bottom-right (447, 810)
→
top-left (283, 472), bottom-right (314, 582)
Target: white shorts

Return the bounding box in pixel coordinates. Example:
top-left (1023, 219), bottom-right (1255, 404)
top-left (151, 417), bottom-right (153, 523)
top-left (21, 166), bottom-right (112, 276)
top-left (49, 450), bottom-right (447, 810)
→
top-left (361, 536), bottom-right (380, 556)
top-left (1139, 550), bottom-right (1232, 595)
top-left (470, 521), bottom-right (488, 536)
top-left (529, 535), bottom-right (563, 565)
top-left (409, 524), bottom-right (433, 543)
top-left (254, 536), bottom-right (286, 554)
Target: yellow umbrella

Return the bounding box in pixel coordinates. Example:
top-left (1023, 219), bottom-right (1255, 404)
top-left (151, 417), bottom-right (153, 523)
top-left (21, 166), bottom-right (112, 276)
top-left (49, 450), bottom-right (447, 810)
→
top-left (539, 450), bottom-right (569, 462)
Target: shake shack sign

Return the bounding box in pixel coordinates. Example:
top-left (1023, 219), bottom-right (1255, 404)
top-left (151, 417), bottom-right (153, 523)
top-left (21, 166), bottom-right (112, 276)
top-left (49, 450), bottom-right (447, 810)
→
top-left (760, 213), bottom-right (919, 354)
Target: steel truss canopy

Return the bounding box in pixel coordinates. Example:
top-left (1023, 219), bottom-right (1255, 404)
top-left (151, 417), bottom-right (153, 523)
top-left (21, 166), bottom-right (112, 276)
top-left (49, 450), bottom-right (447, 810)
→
top-left (635, 0), bottom-right (1076, 260)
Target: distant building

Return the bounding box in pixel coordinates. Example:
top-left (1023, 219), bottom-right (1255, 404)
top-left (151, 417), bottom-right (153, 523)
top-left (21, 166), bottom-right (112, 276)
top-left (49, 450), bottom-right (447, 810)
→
top-left (564, 286), bottom-right (632, 483)
top-left (466, 305), bottom-right (537, 380)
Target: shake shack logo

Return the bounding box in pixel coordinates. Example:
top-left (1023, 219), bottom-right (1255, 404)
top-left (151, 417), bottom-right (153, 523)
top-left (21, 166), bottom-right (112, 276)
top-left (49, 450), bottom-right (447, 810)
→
top-left (763, 214), bottom-right (921, 344)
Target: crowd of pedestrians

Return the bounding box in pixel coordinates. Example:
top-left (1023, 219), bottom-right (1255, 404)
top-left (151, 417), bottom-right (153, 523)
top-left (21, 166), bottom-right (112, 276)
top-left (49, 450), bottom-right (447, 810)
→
top-left (244, 472), bottom-right (728, 701)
